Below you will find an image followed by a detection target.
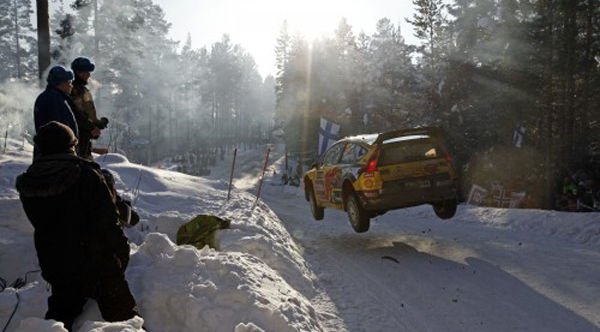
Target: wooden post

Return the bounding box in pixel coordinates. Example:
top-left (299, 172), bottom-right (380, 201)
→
top-left (255, 147), bottom-right (271, 205)
top-left (284, 143), bottom-right (288, 176)
top-left (131, 168), bottom-right (143, 207)
top-left (227, 148), bottom-right (237, 201)
top-left (3, 128), bottom-right (8, 153)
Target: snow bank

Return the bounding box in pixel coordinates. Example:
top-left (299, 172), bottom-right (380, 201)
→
top-left (128, 233), bottom-right (320, 332)
top-left (3, 142), bottom-right (599, 332)
top-left (17, 318), bottom-right (68, 332)
top-left (461, 206), bottom-right (600, 247)
top-left (1, 147), bottom-right (322, 332)
top-left (97, 153), bottom-right (315, 294)
top-left (399, 203), bottom-right (600, 248)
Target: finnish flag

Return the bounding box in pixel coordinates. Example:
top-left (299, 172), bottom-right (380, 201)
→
top-left (318, 117), bottom-right (340, 156)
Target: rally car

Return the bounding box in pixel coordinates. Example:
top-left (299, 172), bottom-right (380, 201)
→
top-left (303, 127), bottom-right (458, 233)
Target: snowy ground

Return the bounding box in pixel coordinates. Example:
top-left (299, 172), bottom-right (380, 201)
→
top-left (1, 140), bottom-right (599, 332)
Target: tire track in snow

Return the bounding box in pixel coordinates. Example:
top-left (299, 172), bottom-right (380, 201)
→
top-left (304, 236), bottom-right (414, 332)
top-left (264, 191), bottom-right (421, 331)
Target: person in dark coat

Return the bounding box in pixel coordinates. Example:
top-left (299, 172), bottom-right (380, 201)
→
top-left (15, 121), bottom-right (139, 331)
top-left (33, 66), bottom-right (78, 137)
top-left (70, 57), bottom-right (107, 159)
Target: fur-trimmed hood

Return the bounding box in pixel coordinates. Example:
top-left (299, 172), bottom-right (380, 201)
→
top-left (16, 153), bottom-right (82, 198)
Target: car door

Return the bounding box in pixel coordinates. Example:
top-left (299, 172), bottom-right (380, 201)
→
top-left (315, 143), bottom-right (345, 207)
top-left (338, 142), bottom-right (369, 199)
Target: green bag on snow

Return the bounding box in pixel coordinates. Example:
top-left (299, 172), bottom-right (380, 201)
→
top-left (176, 215), bottom-right (231, 250)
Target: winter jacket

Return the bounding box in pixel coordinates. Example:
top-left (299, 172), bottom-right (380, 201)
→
top-left (70, 78), bottom-right (102, 159)
top-left (71, 78), bottom-right (106, 129)
top-left (34, 87), bottom-right (79, 138)
top-left (15, 153), bottom-right (129, 285)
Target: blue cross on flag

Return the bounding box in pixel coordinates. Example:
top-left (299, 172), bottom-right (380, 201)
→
top-left (318, 117), bottom-right (340, 156)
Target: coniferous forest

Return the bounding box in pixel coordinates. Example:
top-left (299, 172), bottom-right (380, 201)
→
top-left (1, 0), bottom-right (599, 208)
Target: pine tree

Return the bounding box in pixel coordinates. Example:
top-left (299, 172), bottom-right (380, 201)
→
top-left (407, 0), bottom-right (449, 116)
top-left (355, 32), bottom-right (372, 131)
top-left (65, 0), bottom-right (179, 160)
top-left (208, 34), bottom-right (239, 140)
top-left (0, 0), bottom-right (36, 80)
top-left (274, 20), bottom-right (291, 127)
top-left (331, 18), bottom-right (362, 133)
top-left (369, 18), bottom-right (417, 129)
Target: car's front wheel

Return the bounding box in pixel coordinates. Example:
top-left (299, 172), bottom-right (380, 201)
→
top-left (308, 183), bottom-right (324, 220)
top-left (433, 199), bottom-right (457, 219)
top-left (346, 192), bottom-right (370, 233)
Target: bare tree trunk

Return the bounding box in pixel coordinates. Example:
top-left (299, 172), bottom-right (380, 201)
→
top-left (429, 14), bottom-right (436, 117)
top-left (563, 0), bottom-right (577, 164)
top-left (13, 0), bottom-right (22, 79)
top-left (542, 0), bottom-right (555, 209)
top-left (579, 0), bottom-right (593, 159)
top-left (348, 87), bottom-right (363, 134)
top-left (93, 0), bottom-right (101, 110)
top-left (94, 0), bottom-right (99, 54)
top-left (169, 92), bottom-right (174, 153)
top-left (148, 110), bottom-right (153, 164)
top-left (36, 0), bottom-right (50, 81)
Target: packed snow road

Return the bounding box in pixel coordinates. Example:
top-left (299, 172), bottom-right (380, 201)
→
top-left (260, 179), bottom-right (600, 332)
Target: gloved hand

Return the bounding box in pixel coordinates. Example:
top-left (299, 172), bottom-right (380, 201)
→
top-left (116, 198), bottom-right (139, 227)
top-left (98, 117), bottom-right (109, 129)
top-left (129, 209), bottom-right (140, 226)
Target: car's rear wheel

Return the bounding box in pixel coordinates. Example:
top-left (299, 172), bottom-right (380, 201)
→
top-left (308, 183), bottom-right (324, 220)
top-left (433, 199), bottom-right (457, 219)
top-left (346, 192), bottom-right (370, 233)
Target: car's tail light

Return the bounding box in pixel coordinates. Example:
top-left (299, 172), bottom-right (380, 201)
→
top-left (362, 146), bottom-right (380, 174)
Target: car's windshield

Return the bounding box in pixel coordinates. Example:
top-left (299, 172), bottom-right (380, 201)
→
top-left (379, 138), bottom-right (440, 165)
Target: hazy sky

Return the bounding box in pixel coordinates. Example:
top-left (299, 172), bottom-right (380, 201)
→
top-left (152, 0), bottom-right (420, 78)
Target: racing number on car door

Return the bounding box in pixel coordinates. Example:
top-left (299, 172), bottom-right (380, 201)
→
top-left (316, 143), bottom-right (345, 205)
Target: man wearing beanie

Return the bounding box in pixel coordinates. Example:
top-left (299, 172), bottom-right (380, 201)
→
top-left (34, 66), bottom-right (78, 136)
top-left (70, 57), bottom-right (106, 159)
top-left (16, 121), bottom-right (139, 331)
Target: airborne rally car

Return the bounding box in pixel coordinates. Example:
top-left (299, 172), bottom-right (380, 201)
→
top-left (303, 127), bottom-right (458, 233)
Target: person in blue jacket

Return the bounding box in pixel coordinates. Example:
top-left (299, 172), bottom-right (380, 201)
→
top-left (34, 66), bottom-right (78, 136)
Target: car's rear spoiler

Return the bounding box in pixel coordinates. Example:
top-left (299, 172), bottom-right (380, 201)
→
top-left (374, 127), bottom-right (443, 145)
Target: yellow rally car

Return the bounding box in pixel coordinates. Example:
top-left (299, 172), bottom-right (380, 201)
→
top-left (303, 127), bottom-right (458, 233)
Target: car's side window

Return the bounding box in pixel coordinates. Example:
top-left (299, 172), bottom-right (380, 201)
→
top-left (322, 143), bottom-right (345, 166)
top-left (340, 143), bottom-right (367, 164)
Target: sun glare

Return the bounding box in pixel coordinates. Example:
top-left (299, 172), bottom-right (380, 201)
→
top-left (166, 0), bottom-right (412, 77)
top-left (240, 0), bottom-right (346, 41)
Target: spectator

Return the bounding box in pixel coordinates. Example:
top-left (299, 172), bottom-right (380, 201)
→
top-left (15, 121), bottom-right (139, 331)
top-left (70, 57), bottom-right (106, 159)
top-left (33, 66), bottom-right (77, 158)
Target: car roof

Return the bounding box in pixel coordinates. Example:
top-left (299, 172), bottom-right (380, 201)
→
top-left (338, 134), bottom-right (379, 145)
top-left (337, 127), bottom-right (442, 146)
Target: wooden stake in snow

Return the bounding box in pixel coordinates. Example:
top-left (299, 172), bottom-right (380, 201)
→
top-left (227, 148), bottom-right (237, 201)
top-left (255, 147), bottom-right (271, 205)
top-left (131, 168), bottom-right (143, 207)
top-left (3, 128), bottom-right (8, 153)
